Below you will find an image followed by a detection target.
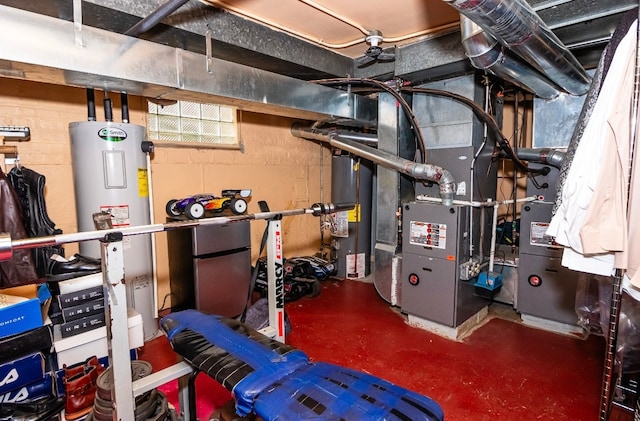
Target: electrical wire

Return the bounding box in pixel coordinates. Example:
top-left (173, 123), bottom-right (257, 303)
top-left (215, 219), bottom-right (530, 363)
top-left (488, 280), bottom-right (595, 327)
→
top-left (401, 86), bottom-right (545, 175)
top-left (312, 77), bottom-right (545, 176)
top-left (312, 77), bottom-right (428, 162)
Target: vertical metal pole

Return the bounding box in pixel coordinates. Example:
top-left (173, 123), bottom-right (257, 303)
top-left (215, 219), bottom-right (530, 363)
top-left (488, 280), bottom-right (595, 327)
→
top-left (601, 272), bottom-right (624, 420)
top-left (267, 219), bottom-right (286, 342)
top-left (101, 233), bottom-right (136, 420)
top-left (178, 373), bottom-right (192, 421)
top-left (512, 91), bottom-right (519, 232)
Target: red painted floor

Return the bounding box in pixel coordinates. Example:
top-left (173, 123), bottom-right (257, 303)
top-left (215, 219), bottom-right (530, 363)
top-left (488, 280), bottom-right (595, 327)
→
top-left (140, 278), bottom-right (607, 420)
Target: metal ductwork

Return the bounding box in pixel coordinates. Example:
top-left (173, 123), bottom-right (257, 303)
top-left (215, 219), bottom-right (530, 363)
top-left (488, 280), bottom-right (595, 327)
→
top-left (0, 5), bottom-right (377, 124)
top-left (291, 125), bottom-right (457, 205)
top-left (445, 0), bottom-right (592, 96)
top-left (459, 16), bottom-right (561, 99)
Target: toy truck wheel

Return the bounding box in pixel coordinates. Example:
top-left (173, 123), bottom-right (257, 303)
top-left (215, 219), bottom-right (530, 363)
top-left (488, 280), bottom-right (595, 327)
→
top-left (166, 200), bottom-right (181, 217)
top-left (230, 198), bottom-right (248, 215)
top-left (185, 202), bottom-right (205, 219)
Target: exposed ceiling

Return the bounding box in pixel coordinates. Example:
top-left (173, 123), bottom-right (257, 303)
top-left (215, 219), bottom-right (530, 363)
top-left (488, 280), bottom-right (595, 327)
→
top-left (197, 0), bottom-right (462, 58)
top-left (1, 0), bottom-right (637, 84)
top-left (0, 0), bottom-right (637, 124)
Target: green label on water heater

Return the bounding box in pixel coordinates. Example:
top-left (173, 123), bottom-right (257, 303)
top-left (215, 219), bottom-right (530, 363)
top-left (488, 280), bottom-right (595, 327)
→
top-left (98, 127), bottom-right (127, 142)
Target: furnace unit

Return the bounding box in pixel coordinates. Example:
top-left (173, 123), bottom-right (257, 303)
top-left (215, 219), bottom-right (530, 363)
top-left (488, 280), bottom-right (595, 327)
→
top-left (401, 202), bottom-right (487, 326)
top-left (516, 163), bottom-right (580, 326)
top-left (400, 73), bottom-right (496, 328)
top-left (515, 93), bottom-right (587, 328)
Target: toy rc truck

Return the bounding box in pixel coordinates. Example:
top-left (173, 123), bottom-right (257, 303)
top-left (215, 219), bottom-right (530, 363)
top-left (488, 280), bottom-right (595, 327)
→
top-left (166, 189), bottom-right (252, 219)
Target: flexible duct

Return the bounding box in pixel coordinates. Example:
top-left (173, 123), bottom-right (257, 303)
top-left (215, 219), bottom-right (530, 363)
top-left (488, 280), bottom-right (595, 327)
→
top-left (291, 125), bottom-right (457, 205)
top-left (445, 0), bottom-right (591, 96)
top-left (460, 16), bottom-right (561, 99)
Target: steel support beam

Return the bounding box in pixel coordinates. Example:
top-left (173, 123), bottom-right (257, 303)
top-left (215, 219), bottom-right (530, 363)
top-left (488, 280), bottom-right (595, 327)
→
top-left (0, 0), bottom-right (353, 81)
top-left (0, 5), bottom-right (376, 124)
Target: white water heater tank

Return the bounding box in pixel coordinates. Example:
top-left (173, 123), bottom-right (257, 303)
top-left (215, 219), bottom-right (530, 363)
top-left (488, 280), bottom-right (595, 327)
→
top-left (69, 121), bottom-right (156, 340)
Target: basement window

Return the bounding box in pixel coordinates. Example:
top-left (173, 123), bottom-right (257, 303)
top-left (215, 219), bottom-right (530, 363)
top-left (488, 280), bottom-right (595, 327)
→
top-left (147, 100), bottom-right (239, 147)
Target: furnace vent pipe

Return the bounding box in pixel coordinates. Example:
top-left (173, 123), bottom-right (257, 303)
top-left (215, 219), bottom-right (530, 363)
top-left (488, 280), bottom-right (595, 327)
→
top-left (445, 0), bottom-right (591, 96)
top-left (332, 130), bottom-right (379, 145)
top-left (292, 124), bottom-right (457, 205)
top-left (515, 148), bottom-right (566, 169)
top-left (460, 16), bottom-right (561, 99)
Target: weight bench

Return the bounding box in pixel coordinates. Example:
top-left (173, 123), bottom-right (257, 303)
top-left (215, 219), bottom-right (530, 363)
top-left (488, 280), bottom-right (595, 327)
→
top-left (160, 310), bottom-right (444, 420)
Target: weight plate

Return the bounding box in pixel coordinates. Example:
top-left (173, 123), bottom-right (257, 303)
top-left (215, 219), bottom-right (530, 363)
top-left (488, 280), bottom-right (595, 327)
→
top-left (96, 360), bottom-right (153, 401)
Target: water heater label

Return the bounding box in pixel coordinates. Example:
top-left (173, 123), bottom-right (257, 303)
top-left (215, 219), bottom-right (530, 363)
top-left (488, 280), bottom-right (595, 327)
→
top-left (331, 211), bottom-right (349, 238)
top-left (347, 204), bottom-right (361, 223)
top-left (409, 220), bottom-right (447, 249)
top-left (346, 252), bottom-right (366, 279)
top-left (100, 205), bottom-right (130, 228)
top-left (137, 168), bottom-right (149, 197)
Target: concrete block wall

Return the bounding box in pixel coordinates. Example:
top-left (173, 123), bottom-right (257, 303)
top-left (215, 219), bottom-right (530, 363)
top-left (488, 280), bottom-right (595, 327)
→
top-left (0, 78), bottom-right (332, 309)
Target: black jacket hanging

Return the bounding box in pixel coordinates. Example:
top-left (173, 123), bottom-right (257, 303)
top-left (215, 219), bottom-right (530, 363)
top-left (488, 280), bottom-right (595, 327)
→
top-left (7, 166), bottom-right (64, 278)
top-left (0, 167), bottom-right (38, 287)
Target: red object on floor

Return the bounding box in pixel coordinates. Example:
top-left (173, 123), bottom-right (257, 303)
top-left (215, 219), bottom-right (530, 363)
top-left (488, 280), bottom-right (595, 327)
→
top-left (139, 279), bottom-right (605, 421)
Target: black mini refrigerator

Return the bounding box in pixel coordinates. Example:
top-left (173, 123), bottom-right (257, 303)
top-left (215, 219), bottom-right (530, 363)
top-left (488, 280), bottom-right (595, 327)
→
top-left (167, 218), bottom-right (251, 318)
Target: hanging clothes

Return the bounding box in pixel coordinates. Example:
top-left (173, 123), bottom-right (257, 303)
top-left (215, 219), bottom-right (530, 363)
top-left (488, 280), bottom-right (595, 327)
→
top-left (547, 18), bottom-right (638, 277)
top-left (7, 166), bottom-right (64, 278)
top-left (0, 166), bottom-right (38, 287)
top-left (552, 9), bottom-right (639, 217)
top-left (627, 98), bottom-right (640, 288)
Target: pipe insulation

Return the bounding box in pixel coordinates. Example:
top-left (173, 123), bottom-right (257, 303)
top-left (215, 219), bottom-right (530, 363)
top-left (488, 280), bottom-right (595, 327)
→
top-left (291, 125), bottom-right (457, 205)
top-left (459, 16), bottom-right (561, 99)
top-left (444, 0), bottom-right (591, 96)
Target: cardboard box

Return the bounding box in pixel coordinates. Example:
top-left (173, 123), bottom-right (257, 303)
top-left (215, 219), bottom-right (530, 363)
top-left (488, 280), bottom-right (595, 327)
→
top-left (53, 308), bottom-right (144, 367)
top-left (61, 299), bottom-right (105, 323)
top-left (0, 352), bottom-right (45, 394)
top-left (58, 272), bottom-right (102, 295)
top-left (0, 325), bottom-right (53, 366)
top-left (0, 284), bottom-right (51, 338)
top-left (57, 284), bottom-right (104, 309)
top-left (0, 372), bottom-right (54, 404)
top-left (59, 311), bottom-right (106, 338)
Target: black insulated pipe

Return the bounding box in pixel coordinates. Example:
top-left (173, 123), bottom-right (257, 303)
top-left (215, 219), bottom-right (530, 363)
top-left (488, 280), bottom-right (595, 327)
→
top-left (104, 96), bottom-right (113, 122)
top-left (125, 0), bottom-right (191, 37)
top-left (121, 92), bottom-right (130, 123)
top-left (86, 89), bottom-right (96, 122)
